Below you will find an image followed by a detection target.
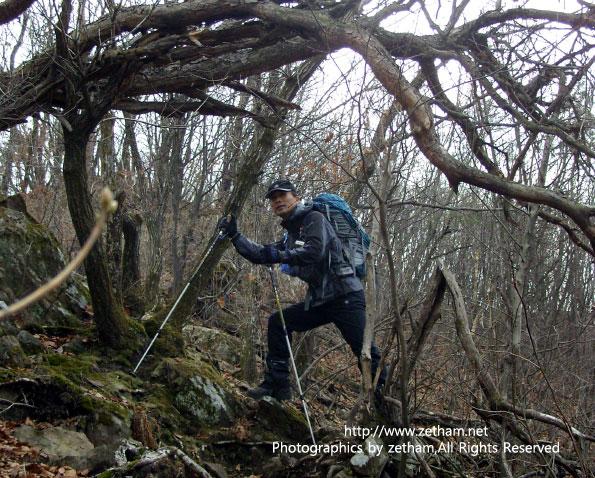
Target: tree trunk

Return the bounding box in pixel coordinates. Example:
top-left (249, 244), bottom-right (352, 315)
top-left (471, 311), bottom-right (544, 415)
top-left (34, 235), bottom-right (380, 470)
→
top-left (123, 212), bottom-right (145, 316)
top-left (0, 141), bottom-right (13, 195)
top-left (295, 331), bottom-right (315, 390)
top-left (144, 113), bottom-right (186, 302)
top-left (360, 101), bottom-right (399, 401)
top-left (99, 114), bottom-right (126, 299)
top-left (144, 215), bottom-right (163, 305)
top-left (218, 87), bottom-right (250, 202)
top-left (239, 316), bottom-right (258, 384)
top-left (170, 119), bottom-right (186, 293)
top-left (106, 190), bottom-right (126, 305)
top-left (98, 114), bottom-right (116, 179)
top-left (501, 134), bottom-right (552, 400)
top-left (62, 126), bottom-right (138, 350)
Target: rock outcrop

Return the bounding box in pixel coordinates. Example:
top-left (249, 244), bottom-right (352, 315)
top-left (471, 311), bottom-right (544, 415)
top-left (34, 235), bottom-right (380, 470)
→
top-left (0, 194), bottom-right (89, 331)
top-left (182, 324), bottom-right (242, 365)
top-left (13, 425), bottom-right (94, 469)
top-left (150, 356), bottom-right (243, 433)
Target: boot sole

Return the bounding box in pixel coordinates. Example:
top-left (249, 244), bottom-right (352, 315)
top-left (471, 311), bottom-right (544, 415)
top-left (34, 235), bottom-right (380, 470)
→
top-left (273, 390), bottom-right (292, 401)
top-left (246, 388), bottom-right (274, 400)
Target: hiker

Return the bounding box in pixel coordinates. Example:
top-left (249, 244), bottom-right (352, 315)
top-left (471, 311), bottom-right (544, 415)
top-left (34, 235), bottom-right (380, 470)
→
top-left (219, 179), bottom-right (387, 401)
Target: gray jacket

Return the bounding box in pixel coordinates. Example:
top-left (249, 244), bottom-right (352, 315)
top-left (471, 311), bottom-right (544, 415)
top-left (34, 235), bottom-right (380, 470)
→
top-left (231, 201), bottom-right (363, 309)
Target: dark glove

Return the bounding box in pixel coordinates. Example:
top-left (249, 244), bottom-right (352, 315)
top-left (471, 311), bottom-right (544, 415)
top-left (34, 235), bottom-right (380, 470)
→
top-left (219, 214), bottom-right (237, 237)
top-left (263, 244), bottom-right (280, 264)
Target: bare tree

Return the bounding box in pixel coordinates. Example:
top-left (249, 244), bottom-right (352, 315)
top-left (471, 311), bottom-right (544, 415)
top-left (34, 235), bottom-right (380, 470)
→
top-left (0, 4), bottom-right (593, 474)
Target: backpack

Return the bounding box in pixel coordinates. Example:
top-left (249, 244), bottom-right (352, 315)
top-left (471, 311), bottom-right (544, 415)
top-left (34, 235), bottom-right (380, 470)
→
top-left (311, 193), bottom-right (370, 278)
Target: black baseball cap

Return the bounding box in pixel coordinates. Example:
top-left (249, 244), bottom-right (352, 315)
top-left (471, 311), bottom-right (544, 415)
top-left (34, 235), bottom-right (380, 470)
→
top-left (264, 179), bottom-right (297, 199)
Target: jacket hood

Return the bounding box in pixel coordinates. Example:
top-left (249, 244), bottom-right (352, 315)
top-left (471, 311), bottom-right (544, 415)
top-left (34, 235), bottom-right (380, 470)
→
top-left (280, 200), bottom-right (314, 230)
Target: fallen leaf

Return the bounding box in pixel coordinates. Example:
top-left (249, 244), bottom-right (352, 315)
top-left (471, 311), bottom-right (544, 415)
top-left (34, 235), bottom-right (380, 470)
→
top-left (8, 463), bottom-right (20, 478)
top-left (235, 425), bottom-right (249, 441)
top-left (25, 463), bottom-right (44, 473)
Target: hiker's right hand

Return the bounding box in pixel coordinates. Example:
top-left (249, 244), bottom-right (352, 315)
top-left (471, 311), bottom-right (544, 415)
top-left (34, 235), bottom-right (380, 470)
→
top-left (219, 214), bottom-right (237, 237)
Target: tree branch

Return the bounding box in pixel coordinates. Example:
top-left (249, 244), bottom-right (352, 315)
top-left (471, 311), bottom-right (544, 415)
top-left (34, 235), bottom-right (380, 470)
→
top-left (114, 97), bottom-right (275, 127)
top-left (439, 262), bottom-right (595, 444)
top-left (0, 0), bottom-right (35, 25)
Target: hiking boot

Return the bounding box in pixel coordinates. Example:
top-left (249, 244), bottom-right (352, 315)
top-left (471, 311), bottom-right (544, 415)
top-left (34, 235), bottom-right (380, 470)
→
top-left (246, 383), bottom-right (292, 401)
top-left (247, 358), bottom-right (292, 401)
top-left (273, 386), bottom-right (292, 401)
top-left (247, 382), bottom-right (274, 400)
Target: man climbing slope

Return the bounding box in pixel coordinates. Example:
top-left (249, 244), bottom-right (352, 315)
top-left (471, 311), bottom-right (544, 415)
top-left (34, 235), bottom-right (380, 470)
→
top-left (219, 179), bottom-right (387, 401)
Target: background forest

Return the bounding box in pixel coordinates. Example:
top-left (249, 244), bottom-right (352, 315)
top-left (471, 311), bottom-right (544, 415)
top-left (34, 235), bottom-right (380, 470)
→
top-left (0, 0), bottom-right (593, 477)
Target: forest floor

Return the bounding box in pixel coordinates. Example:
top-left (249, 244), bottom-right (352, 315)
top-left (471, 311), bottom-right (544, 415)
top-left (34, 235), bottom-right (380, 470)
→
top-left (0, 327), bottom-right (361, 478)
top-left (0, 420), bottom-right (88, 478)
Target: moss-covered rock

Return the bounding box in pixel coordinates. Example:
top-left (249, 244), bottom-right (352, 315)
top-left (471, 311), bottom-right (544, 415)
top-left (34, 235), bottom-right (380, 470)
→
top-left (0, 317), bottom-right (19, 337)
top-left (95, 444), bottom-right (212, 478)
top-left (141, 383), bottom-right (185, 443)
top-left (181, 325), bottom-right (241, 365)
top-left (174, 374), bottom-right (235, 426)
top-left (138, 311), bottom-right (185, 360)
top-left (81, 399), bottom-right (134, 447)
top-left (0, 354), bottom-right (132, 429)
top-left (349, 436), bottom-right (389, 478)
top-left (0, 335), bottom-right (27, 367)
top-left (254, 396), bottom-right (310, 442)
top-left (17, 329), bottom-right (43, 354)
top-left (150, 357), bottom-right (242, 433)
top-left (0, 203), bottom-right (89, 330)
top-left (13, 425), bottom-right (94, 465)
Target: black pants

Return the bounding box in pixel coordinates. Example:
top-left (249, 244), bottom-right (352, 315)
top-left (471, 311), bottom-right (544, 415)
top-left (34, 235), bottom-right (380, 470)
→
top-left (266, 289), bottom-right (388, 388)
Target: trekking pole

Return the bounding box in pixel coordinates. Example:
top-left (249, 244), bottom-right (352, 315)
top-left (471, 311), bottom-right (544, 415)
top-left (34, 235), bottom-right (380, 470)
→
top-left (268, 266), bottom-right (316, 446)
top-left (131, 231), bottom-right (227, 376)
